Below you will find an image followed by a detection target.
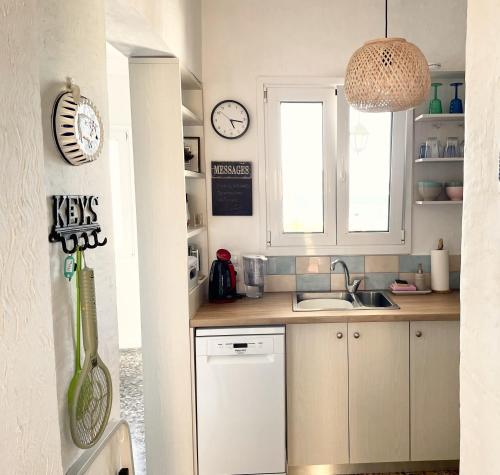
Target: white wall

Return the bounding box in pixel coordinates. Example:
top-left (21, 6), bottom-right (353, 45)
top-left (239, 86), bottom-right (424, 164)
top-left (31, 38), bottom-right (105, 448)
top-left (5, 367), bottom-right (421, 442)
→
top-left (0, 2), bottom-right (63, 472)
top-left (38, 1), bottom-right (120, 470)
top-left (106, 0), bottom-right (202, 78)
top-left (202, 0), bottom-right (467, 257)
top-left (106, 43), bottom-right (142, 349)
top-left (461, 0), bottom-right (500, 473)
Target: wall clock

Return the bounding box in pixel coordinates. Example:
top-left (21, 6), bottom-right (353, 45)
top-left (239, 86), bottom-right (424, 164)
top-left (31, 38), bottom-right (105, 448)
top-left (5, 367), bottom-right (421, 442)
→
top-left (52, 79), bottom-right (103, 166)
top-left (211, 100), bottom-right (250, 139)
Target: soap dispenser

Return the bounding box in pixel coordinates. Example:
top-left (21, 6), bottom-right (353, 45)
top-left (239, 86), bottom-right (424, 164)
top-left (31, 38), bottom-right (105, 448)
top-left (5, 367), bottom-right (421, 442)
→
top-left (415, 263), bottom-right (425, 291)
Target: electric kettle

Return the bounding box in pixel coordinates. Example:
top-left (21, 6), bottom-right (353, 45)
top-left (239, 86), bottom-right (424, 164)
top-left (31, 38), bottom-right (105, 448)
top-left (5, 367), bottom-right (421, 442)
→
top-left (209, 249), bottom-right (238, 303)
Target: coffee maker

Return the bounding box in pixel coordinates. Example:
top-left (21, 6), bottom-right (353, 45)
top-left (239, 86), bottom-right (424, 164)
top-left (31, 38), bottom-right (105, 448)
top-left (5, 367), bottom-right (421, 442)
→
top-left (209, 249), bottom-right (238, 303)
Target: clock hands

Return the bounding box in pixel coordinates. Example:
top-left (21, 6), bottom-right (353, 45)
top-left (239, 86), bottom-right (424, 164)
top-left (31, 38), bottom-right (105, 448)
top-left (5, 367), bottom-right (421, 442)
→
top-left (230, 118), bottom-right (244, 127)
top-left (220, 110), bottom-right (244, 128)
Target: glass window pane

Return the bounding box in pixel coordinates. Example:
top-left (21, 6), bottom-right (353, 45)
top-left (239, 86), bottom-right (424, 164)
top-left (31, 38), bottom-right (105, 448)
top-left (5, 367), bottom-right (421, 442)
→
top-left (348, 108), bottom-right (392, 232)
top-left (280, 102), bottom-right (324, 233)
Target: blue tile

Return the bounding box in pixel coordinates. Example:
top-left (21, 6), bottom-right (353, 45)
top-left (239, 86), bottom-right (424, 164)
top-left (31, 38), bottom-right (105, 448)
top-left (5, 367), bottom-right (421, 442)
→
top-left (364, 273), bottom-right (399, 290)
top-left (450, 271), bottom-right (461, 289)
top-left (399, 255), bottom-right (431, 273)
top-left (296, 274), bottom-right (331, 292)
top-left (266, 256), bottom-right (295, 275)
top-left (331, 255), bottom-right (365, 274)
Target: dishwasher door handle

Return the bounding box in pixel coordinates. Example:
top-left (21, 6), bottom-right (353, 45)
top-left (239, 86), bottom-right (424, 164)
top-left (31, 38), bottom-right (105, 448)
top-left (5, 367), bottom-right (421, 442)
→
top-left (205, 354), bottom-right (276, 365)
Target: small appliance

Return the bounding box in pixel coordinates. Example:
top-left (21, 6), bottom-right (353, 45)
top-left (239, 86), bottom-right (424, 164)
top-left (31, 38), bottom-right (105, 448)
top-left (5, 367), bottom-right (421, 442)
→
top-left (209, 249), bottom-right (238, 302)
top-left (188, 255), bottom-right (199, 290)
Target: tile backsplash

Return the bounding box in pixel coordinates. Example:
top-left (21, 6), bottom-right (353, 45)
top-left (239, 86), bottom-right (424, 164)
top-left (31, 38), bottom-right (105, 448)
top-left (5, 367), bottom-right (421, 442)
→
top-left (264, 255), bottom-right (460, 292)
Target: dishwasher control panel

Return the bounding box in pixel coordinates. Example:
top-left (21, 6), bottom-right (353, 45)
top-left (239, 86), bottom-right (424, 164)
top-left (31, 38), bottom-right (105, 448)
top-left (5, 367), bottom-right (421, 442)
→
top-left (196, 333), bottom-right (284, 356)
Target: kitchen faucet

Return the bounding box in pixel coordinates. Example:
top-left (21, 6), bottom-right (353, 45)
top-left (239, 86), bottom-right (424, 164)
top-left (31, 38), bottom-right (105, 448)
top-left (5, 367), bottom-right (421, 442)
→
top-left (331, 259), bottom-right (362, 293)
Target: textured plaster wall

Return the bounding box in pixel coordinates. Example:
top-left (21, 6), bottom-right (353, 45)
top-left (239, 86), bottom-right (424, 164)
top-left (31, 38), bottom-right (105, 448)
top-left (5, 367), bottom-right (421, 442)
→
top-left (0, 1), bottom-right (63, 473)
top-left (461, 0), bottom-right (500, 473)
top-left (38, 1), bottom-right (120, 470)
top-left (202, 0), bottom-right (467, 257)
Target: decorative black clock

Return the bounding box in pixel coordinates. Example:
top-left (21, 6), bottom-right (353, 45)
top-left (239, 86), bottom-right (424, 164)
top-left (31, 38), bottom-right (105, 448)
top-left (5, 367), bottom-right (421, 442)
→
top-left (211, 100), bottom-right (250, 139)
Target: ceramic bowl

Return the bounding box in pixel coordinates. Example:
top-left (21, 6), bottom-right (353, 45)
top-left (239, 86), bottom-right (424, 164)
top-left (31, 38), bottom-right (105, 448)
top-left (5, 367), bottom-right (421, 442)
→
top-left (417, 181), bottom-right (442, 201)
top-left (445, 185), bottom-right (463, 201)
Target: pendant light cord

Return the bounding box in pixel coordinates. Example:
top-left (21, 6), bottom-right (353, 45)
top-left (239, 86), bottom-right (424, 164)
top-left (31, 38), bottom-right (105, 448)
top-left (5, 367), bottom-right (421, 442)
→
top-left (385, 0), bottom-right (388, 38)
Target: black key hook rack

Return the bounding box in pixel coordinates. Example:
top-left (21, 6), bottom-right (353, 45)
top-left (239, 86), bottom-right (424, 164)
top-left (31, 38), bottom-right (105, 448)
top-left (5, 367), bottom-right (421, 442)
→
top-left (48, 195), bottom-right (108, 254)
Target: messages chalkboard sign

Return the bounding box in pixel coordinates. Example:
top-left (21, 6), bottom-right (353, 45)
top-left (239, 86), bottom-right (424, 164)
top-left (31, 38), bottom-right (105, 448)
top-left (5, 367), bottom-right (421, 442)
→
top-left (211, 161), bottom-right (252, 216)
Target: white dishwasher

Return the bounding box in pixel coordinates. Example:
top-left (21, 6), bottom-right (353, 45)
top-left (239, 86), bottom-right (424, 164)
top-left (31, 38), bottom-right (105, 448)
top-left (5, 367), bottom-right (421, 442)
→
top-left (196, 326), bottom-right (286, 475)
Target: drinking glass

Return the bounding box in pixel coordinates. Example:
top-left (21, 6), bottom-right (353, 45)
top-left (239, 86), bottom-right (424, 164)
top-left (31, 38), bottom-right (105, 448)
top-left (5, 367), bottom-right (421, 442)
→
top-left (445, 137), bottom-right (459, 158)
top-left (425, 137), bottom-right (440, 158)
top-left (429, 83), bottom-right (443, 114)
top-left (449, 82), bottom-right (464, 113)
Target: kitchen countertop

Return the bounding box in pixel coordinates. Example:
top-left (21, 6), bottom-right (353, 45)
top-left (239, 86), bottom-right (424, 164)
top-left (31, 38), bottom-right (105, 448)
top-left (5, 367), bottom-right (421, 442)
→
top-left (190, 291), bottom-right (460, 328)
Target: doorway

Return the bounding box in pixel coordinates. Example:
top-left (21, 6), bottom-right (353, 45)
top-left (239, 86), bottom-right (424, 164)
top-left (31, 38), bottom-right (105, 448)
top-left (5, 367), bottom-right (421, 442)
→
top-left (106, 42), bottom-right (146, 474)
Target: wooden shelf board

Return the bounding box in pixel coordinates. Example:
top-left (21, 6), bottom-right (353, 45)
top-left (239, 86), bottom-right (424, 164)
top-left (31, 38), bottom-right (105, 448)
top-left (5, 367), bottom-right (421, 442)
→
top-left (415, 113), bottom-right (464, 123)
top-left (184, 170), bottom-right (205, 179)
top-left (414, 157), bottom-right (464, 163)
top-left (182, 105), bottom-right (203, 126)
top-left (187, 225), bottom-right (207, 238)
top-left (415, 200), bottom-right (463, 205)
top-left (189, 275), bottom-right (208, 296)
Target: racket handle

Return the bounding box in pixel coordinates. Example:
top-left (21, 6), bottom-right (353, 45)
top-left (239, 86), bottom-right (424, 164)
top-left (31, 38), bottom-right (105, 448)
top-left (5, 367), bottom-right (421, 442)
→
top-left (79, 267), bottom-right (98, 357)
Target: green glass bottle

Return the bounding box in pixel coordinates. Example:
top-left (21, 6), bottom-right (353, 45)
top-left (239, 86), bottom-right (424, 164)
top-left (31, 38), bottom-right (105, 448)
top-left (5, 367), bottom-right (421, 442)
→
top-left (429, 83), bottom-right (443, 114)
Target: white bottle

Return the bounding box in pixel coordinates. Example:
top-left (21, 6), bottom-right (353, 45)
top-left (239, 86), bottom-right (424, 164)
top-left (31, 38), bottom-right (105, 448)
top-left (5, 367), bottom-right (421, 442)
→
top-left (415, 263), bottom-right (426, 291)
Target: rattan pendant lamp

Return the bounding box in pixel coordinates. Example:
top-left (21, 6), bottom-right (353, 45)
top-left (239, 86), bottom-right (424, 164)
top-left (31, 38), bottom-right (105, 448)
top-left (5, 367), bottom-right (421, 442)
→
top-left (344, 0), bottom-right (430, 112)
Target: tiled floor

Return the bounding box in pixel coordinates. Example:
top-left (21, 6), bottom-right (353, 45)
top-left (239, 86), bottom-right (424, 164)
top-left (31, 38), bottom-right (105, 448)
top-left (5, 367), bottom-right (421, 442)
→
top-left (120, 348), bottom-right (146, 475)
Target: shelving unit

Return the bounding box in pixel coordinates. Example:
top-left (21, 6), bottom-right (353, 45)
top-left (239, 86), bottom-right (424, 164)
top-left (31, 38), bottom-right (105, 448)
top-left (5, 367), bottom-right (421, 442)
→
top-left (184, 170), bottom-right (206, 179)
top-left (187, 225), bottom-right (207, 238)
top-left (415, 157), bottom-right (464, 163)
top-left (189, 274), bottom-right (208, 296)
top-left (181, 67), bottom-right (209, 317)
top-left (413, 72), bottom-right (465, 217)
top-left (415, 200), bottom-right (463, 206)
top-left (415, 113), bottom-right (464, 123)
top-left (182, 104), bottom-right (203, 126)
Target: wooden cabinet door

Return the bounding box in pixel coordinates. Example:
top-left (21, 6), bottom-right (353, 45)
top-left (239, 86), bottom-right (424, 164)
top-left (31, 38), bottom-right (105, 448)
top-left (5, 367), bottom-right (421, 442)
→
top-left (287, 323), bottom-right (349, 466)
top-left (349, 322), bottom-right (410, 463)
top-left (410, 321), bottom-right (460, 461)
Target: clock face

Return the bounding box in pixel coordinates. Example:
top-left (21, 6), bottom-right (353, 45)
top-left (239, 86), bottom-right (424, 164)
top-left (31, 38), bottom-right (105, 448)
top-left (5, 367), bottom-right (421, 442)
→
top-left (211, 100), bottom-right (250, 139)
top-left (76, 102), bottom-right (101, 155)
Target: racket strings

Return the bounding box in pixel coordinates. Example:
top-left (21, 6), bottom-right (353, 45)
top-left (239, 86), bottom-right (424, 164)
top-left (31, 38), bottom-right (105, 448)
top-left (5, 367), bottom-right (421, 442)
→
top-left (74, 364), bottom-right (111, 446)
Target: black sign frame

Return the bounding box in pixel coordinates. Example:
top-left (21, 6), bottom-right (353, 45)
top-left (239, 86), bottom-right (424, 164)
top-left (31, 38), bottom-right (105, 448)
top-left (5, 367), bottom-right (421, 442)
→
top-left (211, 161), bottom-right (253, 216)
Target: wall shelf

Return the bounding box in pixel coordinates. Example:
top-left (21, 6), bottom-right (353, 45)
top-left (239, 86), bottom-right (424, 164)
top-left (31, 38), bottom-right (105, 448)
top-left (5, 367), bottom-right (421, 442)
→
top-left (187, 225), bottom-right (207, 238)
top-left (415, 113), bottom-right (464, 123)
top-left (184, 170), bottom-right (206, 179)
top-left (414, 157), bottom-right (464, 163)
top-left (189, 274), bottom-right (208, 296)
top-left (415, 200), bottom-right (463, 205)
top-left (182, 104), bottom-right (203, 126)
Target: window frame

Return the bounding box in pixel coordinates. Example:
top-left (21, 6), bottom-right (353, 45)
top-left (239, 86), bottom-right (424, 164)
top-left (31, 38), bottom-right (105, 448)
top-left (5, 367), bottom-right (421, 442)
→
top-left (258, 77), bottom-right (412, 256)
top-left (264, 85), bottom-right (337, 247)
top-left (336, 86), bottom-right (410, 246)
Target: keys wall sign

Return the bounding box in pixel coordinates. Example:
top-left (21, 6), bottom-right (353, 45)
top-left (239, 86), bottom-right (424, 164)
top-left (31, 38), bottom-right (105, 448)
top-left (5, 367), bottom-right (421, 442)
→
top-left (49, 195), bottom-right (107, 254)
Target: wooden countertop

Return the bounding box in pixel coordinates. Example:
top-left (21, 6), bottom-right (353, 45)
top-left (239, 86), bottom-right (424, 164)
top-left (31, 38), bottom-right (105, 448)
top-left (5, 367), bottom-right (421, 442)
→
top-left (190, 291), bottom-right (460, 327)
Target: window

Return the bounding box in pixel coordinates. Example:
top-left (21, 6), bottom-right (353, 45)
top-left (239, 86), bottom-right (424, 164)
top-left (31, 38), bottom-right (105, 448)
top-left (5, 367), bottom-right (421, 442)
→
top-left (280, 102), bottom-right (324, 233)
top-left (264, 83), bottom-right (409, 251)
top-left (265, 87), bottom-right (336, 247)
top-left (336, 86), bottom-right (407, 246)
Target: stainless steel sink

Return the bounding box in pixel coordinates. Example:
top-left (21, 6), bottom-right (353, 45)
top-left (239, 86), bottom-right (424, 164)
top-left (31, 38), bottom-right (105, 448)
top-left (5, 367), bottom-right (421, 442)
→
top-left (293, 290), bottom-right (399, 311)
top-left (355, 290), bottom-right (397, 308)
